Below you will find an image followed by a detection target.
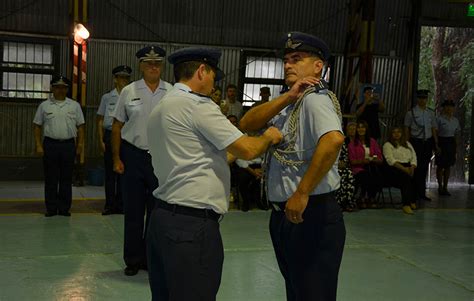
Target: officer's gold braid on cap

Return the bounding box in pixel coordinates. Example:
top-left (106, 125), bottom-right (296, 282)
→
top-left (270, 86), bottom-right (342, 167)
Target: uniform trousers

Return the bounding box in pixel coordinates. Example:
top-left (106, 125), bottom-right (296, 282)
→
top-left (43, 137), bottom-right (75, 214)
top-left (121, 140), bottom-right (158, 268)
top-left (147, 200), bottom-right (223, 301)
top-left (435, 136), bottom-right (456, 168)
top-left (410, 138), bottom-right (433, 197)
top-left (384, 164), bottom-right (416, 205)
top-left (103, 130), bottom-right (122, 211)
top-left (269, 192), bottom-right (346, 301)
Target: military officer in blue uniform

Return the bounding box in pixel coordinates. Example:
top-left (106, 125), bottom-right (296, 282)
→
top-left (435, 100), bottom-right (460, 196)
top-left (97, 65), bottom-right (132, 215)
top-left (240, 32), bottom-right (346, 301)
top-left (404, 89), bottom-right (439, 201)
top-left (146, 47), bottom-right (282, 300)
top-left (33, 76), bottom-right (85, 217)
top-left (111, 46), bottom-right (172, 276)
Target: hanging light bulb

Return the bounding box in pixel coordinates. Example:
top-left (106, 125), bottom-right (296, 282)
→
top-left (74, 23), bottom-right (90, 44)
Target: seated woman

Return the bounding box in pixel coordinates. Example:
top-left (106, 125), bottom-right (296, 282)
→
top-left (336, 122), bottom-right (357, 212)
top-left (348, 120), bottom-right (383, 208)
top-left (382, 126), bottom-right (417, 214)
top-left (235, 156), bottom-right (266, 211)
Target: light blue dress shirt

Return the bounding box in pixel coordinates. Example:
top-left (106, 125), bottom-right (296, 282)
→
top-left (97, 88), bottom-right (119, 130)
top-left (148, 83), bottom-right (243, 214)
top-left (111, 78), bottom-right (172, 150)
top-left (267, 90), bottom-right (342, 203)
top-left (404, 106), bottom-right (437, 139)
top-left (436, 115), bottom-right (460, 137)
top-left (33, 97), bottom-right (85, 140)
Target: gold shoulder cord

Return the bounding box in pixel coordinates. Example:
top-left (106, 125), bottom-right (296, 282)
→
top-left (260, 87), bottom-right (342, 208)
top-left (260, 86), bottom-right (342, 206)
top-left (269, 87), bottom-right (342, 167)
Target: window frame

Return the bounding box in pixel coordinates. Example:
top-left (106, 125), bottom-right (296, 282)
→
top-left (239, 50), bottom-right (286, 107)
top-left (0, 35), bottom-right (60, 103)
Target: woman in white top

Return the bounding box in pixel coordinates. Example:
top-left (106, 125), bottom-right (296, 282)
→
top-left (382, 126), bottom-right (418, 214)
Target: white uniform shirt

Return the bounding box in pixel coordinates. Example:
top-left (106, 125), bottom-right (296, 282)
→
top-left (382, 141), bottom-right (417, 166)
top-left (112, 78), bottom-right (172, 150)
top-left (97, 88), bottom-right (119, 130)
top-left (148, 83), bottom-right (243, 214)
top-left (33, 97), bottom-right (85, 139)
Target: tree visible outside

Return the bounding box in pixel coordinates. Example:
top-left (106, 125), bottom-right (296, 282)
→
top-left (418, 26), bottom-right (473, 182)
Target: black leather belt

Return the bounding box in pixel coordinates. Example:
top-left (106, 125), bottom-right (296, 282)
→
top-left (270, 191), bottom-right (335, 212)
top-left (155, 199), bottom-right (221, 222)
top-left (44, 137), bottom-right (74, 143)
top-left (122, 139), bottom-right (150, 155)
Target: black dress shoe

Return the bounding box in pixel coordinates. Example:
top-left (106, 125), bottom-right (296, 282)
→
top-left (124, 265), bottom-right (140, 276)
top-left (102, 208), bottom-right (113, 215)
top-left (58, 211), bottom-right (71, 216)
top-left (44, 211), bottom-right (57, 217)
top-left (420, 195), bottom-right (432, 201)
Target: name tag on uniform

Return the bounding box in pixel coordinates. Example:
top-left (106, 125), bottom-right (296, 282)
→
top-left (131, 98), bottom-right (141, 102)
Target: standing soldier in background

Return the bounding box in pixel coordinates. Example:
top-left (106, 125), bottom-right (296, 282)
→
top-left (33, 76), bottom-right (85, 217)
top-left (96, 65), bottom-right (132, 215)
top-left (435, 100), bottom-right (460, 196)
top-left (404, 89), bottom-right (439, 201)
top-left (111, 46), bottom-right (172, 276)
top-left (251, 86), bottom-right (272, 108)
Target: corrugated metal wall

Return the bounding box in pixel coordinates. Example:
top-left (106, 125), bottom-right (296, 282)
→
top-left (86, 0), bottom-right (350, 52)
top-left (374, 0), bottom-right (412, 57)
top-left (2, 0), bottom-right (472, 54)
top-left (330, 55), bottom-right (407, 140)
top-left (0, 103), bottom-right (37, 157)
top-left (421, 0), bottom-right (473, 27)
top-left (0, 0), bottom-right (69, 36)
top-left (372, 56), bottom-right (407, 140)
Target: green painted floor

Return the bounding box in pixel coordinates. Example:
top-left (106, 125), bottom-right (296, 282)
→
top-left (0, 209), bottom-right (473, 301)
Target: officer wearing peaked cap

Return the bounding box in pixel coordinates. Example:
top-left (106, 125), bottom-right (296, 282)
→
top-left (33, 76), bottom-right (85, 217)
top-left (96, 65), bottom-right (132, 215)
top-left (404, 89), bottom-right (439, 201)
top-left (146, 47), bottom-right (282, 300)
top-left (435, 99), bottom-right (460, 196)
top-left (240, 31), bottom-right (346, 301)
top-left (110, 45), bottom-right (173, 276)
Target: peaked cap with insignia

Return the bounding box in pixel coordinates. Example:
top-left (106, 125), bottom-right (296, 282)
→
top-left (283, 32), bottom-right (330, 61)
top-left (136, 45), bottom-right (166, 62)
top-left (50, 76), bottom-right (70, 87)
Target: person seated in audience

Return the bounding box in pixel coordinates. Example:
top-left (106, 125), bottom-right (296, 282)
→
top-left (382, 126), bottom-right (418, 214)
top-left (348, 120), bottom-right (383, 208)
top-left (227, 114), bottom-right (239, 127)
top-left (235, 155), bottom-right (264, 212)
top-left (336, 122), bottom-right (357, 212)
top-left (211, 86), bottom-right (223, 106)
top-left (345, 121), bottom-right (357, 143)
